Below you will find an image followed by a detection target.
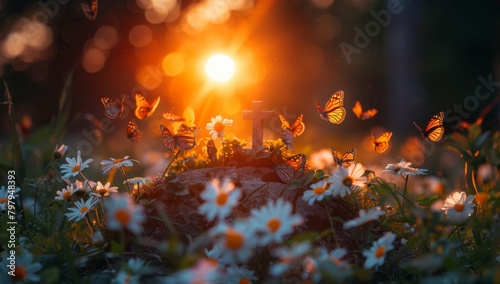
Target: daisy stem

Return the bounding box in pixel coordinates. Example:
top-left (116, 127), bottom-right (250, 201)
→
top-left (402, 175), bottom-right (409, 213)
top-left (84, 215), bottom-right (95, 235)
top-left (163, 150), bottom-right (181, 177)
top-left (119, 167), bottom-right (131, 194)
top-left (34, 158), bottom-right (55, 221)
top-left (79, 171), bottom-right (88, 181)
top-left (323, 203), bottom-right (339, 247)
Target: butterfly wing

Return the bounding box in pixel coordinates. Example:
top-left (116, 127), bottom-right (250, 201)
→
top-left (318, 90), bottom-right (346, 124)
top-left (361, 109), bottom-right (378, 120)
top-left (281, 128), bottom-right (294, 152)
top-left (290, 114), bottom-right (305, 136)
top-left (207, 139), bottom-right (217, 161)
top-left (160, 125), bottom-right (176, 151)
top-left (424, 112), bottom-right (445, 142)
top-left (127, 120), bottom-right (142, 143)
top-left (175, 124), bottom-right (199, 151)
top-left (279, 114), bottom-right (291, 130)
top-left (331, 147), bottom-right (357, 168)
top-left (81, 0), bottom-right (98, 21)
top-left (163, 111), bottom-right (185, 122)
top-left (352, 101), bottom-right (362, 119)
top-left (135, 94), bottom-right (160, 120)
top-left (372, 131), bottom-right (392, 153)
top-left (101, 97), bottom-right (123, 119)
top-left (274, 154), bottom-right (306, 182)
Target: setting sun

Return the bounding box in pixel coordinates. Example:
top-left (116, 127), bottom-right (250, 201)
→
top-left (205, 54), bottom-right (235, 82)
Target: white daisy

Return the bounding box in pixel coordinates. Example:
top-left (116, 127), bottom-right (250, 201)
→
top-left (160, 258), bottom-right (221, 284)
top-left (198, 178), bottom-right (241, 222)
top-left (55, 184), bottom-right (78, 201)
top-left (0, 186), bottom-right (20, 211)
top-left (441, 191), bottom-right (475, 224)
top-left (101, 156), bottom-right (139, 175)
top-left (269, 241), bottom-right (311, 277)
top-left (302, 179), bottom-right (332, 206)
top-left (328, 163), bottom-right (367, 198)
top-left (382, 159), bottom-right (428, 177)
top-left (94, 181), bottom-right (118, 196)
top-left (1, 249), bottom-right (41, 282)
top-left (206, 115), bottom-right (233, 140)
top-left (305, 247), bottom-right (352, 282)
top-left (65, 196), bottom-right (99, 222)
top-left (209, 221), bottom-right (257, 263)
top-left (113, 271), bottom-right (139, 284)
top-left (249, 198), bottom-right (303, 245)
top-left (105, 193), bottom-right (146, 235)
top-left (362, 232), bottom-right (396, 269)
top-left (343, 206), bottom-right (385, 229)
top-left (223, 265), bottom-right (258, 284)
top-left (91, 230), bottom-right (106, 247)
top-left (53, 144), bottom-right (68, 160)
top-left (124, 177), bottom-right (151, 187)
top-left (59, 151), bottom-right (93, 178)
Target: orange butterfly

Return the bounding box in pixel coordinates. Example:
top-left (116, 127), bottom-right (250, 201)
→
top-left (413, 112), bottom-right (445, 142)
top-left (160, 124), bottom-right (200, 151)
top-left (315, 90), bottom-right (346, 124)
top-left (101, 96), bottom-right (125, 119)
top-left (206, 139), bottom-right (217, 162)
top-left (127, 120), bottom-right (142, 143)
top-left (279, 114), bottom-right (305, 137)
top-left (352, 101), bottom-right (378, 120)
top-left (163, 109), bottom-right (185, 122)
top-left (270, 145), bottom-right (306, 183)
top-left (135, 94), bottom-right (160, 120)
top-left (81, 0), bottom-right (98, 21)
top-left (371, 131), bottom-right (392, 153)
top-left (331, 147), bottom-right (357, 168)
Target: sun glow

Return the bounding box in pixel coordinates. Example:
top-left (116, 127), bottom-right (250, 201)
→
top-left (205, 54), bottom-right (235, 82)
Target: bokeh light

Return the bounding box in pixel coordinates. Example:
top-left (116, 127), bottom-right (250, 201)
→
top-left (205, 54), bottom-right (235, 82)
top-left (162, 52), bottom-right (185, 76)
top-left (129, 25), bottom-right (153, 48)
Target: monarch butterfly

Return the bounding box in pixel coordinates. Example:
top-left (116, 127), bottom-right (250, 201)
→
top-left (331, 147), bottom-right (357, 168)
top-left (413, 112), bottom-right (445, 142)
top-left (127, 120), bottom-right (142, 143)
top-left (371, 131), bottom-right (392, 153)
top-left (101, 96), bottom-right (125, 119)
top-left (352, 101), bottom-right (378, 120)
top-left (315, 90), bottom-right (346, 124)
top-left (160, 124), bottom-right (200, 151)
top-left (206, 139), bottom-right (217, 161)
top-left (281, 128), bottom-right (294, 152)
top-left (279, 114), bottom-right (305, 137)
top-left (135, 93), bottom-right (160, 120)
top-left (270, 145), bottom-right (306, 183)
top-left (81, 0), bottom-right (98, 21)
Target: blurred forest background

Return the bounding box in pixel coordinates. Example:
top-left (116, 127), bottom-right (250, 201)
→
top-left (0, 0), bottom-right (499, 179)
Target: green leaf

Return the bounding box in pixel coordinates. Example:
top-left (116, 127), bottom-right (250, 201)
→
top-left (110, 240), bottom-right (124, 255)
top-left (286, 171), bottom-right (315, 190)
top-left (38, 267), bottom-right (60, 284)
top-left (416, 195), bottom-right (439, 207)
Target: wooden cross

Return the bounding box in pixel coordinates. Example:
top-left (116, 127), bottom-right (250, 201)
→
top-left (242, 101), bottom-right (275, 150)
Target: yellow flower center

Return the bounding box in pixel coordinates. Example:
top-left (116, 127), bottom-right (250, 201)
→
top-left (13, 265), bottom-right (27, 280)
top-left (240, 278), bottom-right (250, 284)
top-left (216, 192), bottom-right (228, 206)
top-left (454, 204), bottom-right (464, 212)
top-left (97, 188), bottom-right (107, 195)
top-left (72, 164), bottom-right (81, 173)
top-left (115, 209), bottom-right (131, 225)
top-left (313, 186), bottom-right (326, 195)
top-left (80, 206), bottom-right (89, 214)
top-left (214, 122), bottom-right (225, 132)
top-left (225, 228), bottom-right (244, 250)
top-left (0, 197), bottom-right (7, 204)
top-left (342, 176), bottom-right (353, 187)
top-left (375, 246), bottom-right (386, 258)
top-left (113, 159), bottom-right (123, 165)
top-left (63, 191), bottom-right (72, 199)
top-left (267, 218), bottom-right (281, 233)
